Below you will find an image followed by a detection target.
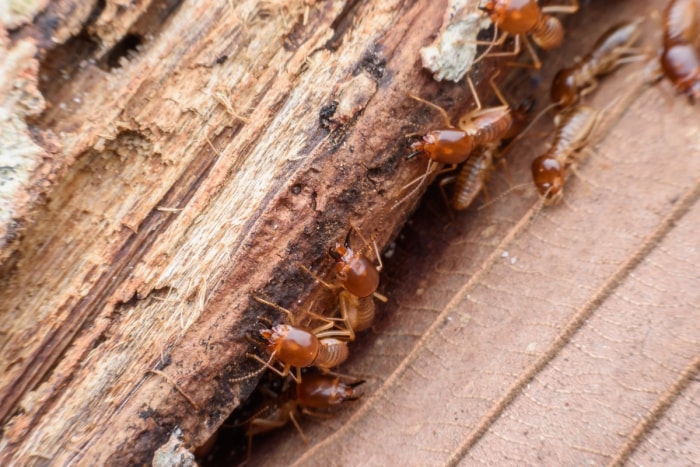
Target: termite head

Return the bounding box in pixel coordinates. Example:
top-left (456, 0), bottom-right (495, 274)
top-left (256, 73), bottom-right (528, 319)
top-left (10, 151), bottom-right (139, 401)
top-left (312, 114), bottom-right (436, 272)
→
top-left (479, 0), bottom-right (540, 34)
top-left (256, 322), bottom-right (319, 368)
top-left (247, 317), bottom-right (274, 346)
top-left (531, 155), bottom-right (564, 202)
top-left (408, 130), bottom-right (474, 164)
top-left (551, 68), bottom-right (578, 107)
top-left (258, 326), bottom-right (284, 355)
top-left (329, 228), bottom-right (354, 264)
top-left (329, 229), bottom-right (380, 298)
top-left (478, 0), bottom-right (501, 21)
top-left (295, 374), bottom-right (365, 409)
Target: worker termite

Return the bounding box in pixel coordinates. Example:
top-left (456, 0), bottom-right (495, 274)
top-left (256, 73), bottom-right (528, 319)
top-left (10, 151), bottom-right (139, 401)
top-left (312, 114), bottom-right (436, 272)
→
top-left (478, 0), bottom-right (579, 69)
top-left (551, 19), bottom-right (644, 107)
top-left (299, 225), bottom-right (386, 340)
top-left (242, 373), bottom-right (364, 462)
top-left (328, 226), bottom-right (383, 299)
top-left (531, 105), bottom-right (599, 203)
top-left (400, 75), bottom-right (514, 206)
top-left (660, 0), bottom-right (700, 102)
top-left (247, 294), bottom-right (353, 382)
top-left (439, 96), bottom-right (535, 212)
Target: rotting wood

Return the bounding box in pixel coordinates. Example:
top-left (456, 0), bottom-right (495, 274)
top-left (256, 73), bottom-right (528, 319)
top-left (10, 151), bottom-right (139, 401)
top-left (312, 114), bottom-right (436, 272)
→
top-left (0, 0), bottom-right (507, 464)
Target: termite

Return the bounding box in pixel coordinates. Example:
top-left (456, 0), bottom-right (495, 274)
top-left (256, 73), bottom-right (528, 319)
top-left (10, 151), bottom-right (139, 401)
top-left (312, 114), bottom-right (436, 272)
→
top-left (478, 0), bottom-right (579, 69)
top-left (551, 19), bottom-right (644, 107)
top-left (439, 96), bottom-right (535, 212)
top-left (531, 105), bottom-right (599, 203)
top-left (300, 225), bottom-right (386, 340)
top-left (660, 0), bottom-right (700, 102)
top-left (247, 294), bottom-right (353, 382)
top-left (243, 373), bottom-right (363, 462)
top-left (328, 226), bottom-right (383, 299)
top-left (295, 372), bottom-right (365, 409)
top-left (400, 75), bottom-right (514, 206)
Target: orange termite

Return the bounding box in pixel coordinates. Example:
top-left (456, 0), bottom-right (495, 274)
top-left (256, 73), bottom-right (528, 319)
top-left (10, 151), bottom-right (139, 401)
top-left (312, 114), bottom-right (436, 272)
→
top-left (328, 226), bottom-right (382, 299)
top-left (551, 19), bottom-right (644, 107)
top-left (478, 0), bottom-right (579, 68)
top-left (295, 373), bottom-right (364, 409)
top-left (300, 225), bottom-right (386, 340)
top-left (531, 105), bottom-right (599, 203)
top-left (439, 96), bottom-right (535, 212)
top-left (401, 75), bottom-right (514, 205)
top-left (660, 0), bottom-right (700, 102)
top-left (247, 294), bottom-right (353, 382)
top-left (243, 373), bottom-right (364, 462)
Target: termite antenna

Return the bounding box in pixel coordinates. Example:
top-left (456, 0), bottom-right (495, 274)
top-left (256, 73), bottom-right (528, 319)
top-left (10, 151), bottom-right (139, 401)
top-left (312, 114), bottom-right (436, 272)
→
top-left (501, 101), bottom-right (559, 154)
top-left (343, 228), bottom-right (353, 248)
top-left (477, 182), bottom-right (531, 211)
top-left (392, 159), bottom-right (437, 209)
top-left (297, 263), bottom-right (337, 290)
top-left (529, 188), bottom-right (549, 224)
top-left (233, 353), bottom-right (276, 384)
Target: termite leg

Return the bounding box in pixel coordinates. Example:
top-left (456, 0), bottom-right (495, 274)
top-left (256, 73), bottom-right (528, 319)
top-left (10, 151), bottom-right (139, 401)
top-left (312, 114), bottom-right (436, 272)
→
top-left (488, 69), bottom-right (511, 109)
top-left (245, 419), bottom-right (283, 464)
top-left (297, 263), bottom-right (342, 292)
top-left (471, 25), bottom-right (509, 68)
top-left (463, 71), bottom-right (510, 120)
top-left (541, 0), bottom-right (579, 15)
top-left (394, 157), bottom-right (460, 209)
top-left (438, 175), bottom-right (458, 220)
top-left (337, 293), bottom-right (357, 342)
top-left (300, 407), bottom-right (336, 419)
top-left (348, 222), bottom-right (384, 273)
top-left (408, 94), bottom-right (453, 128)
top-left (473, 33), bottom-right (523, 64)
top-left (393, 158), bottom-right (438, 209)
top-left (305, 309), bottom-right (355, 341)
top-left (251, 293), bottom-right (297, 325)
top-left (246, 351), bottom-right (297, 382)
top-left (495, 156), bottom-right (514, 187)
top-left (510, 34), bottom-right (542, 69)
top-left (466, 74), bottom-right (484, 114)
top-left (289, 411), bottom-right (309, 443)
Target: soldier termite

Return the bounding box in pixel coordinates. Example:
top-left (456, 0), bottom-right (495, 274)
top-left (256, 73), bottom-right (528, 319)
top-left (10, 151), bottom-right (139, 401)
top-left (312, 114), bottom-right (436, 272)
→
top-left (659, 0), bottom-right (700, 102)
top-left (247, 294), bottom-right (353, 382)
top-left (531, 105), bottom-right (599, 203)
top-left (242, 373), bottom-right (364, 463)
top-left (478, 0), bottom-right (579, 69)
top-left (551, 19), bottom-right (645, 107)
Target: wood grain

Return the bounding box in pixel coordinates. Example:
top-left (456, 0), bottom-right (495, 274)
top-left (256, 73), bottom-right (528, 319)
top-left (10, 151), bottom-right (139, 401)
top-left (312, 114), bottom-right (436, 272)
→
top-left (0, 0), bottom-right (491, 463)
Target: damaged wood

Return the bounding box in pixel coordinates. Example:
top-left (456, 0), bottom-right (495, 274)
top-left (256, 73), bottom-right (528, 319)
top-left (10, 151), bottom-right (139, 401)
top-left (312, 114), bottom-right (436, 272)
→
top-left (0, 0), bottom-right (498, 463)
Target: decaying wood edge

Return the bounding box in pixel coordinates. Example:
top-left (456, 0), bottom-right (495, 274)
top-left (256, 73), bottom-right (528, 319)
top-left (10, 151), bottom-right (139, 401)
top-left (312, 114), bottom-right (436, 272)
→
top-left (0, 0), bottom-right (501, 464)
